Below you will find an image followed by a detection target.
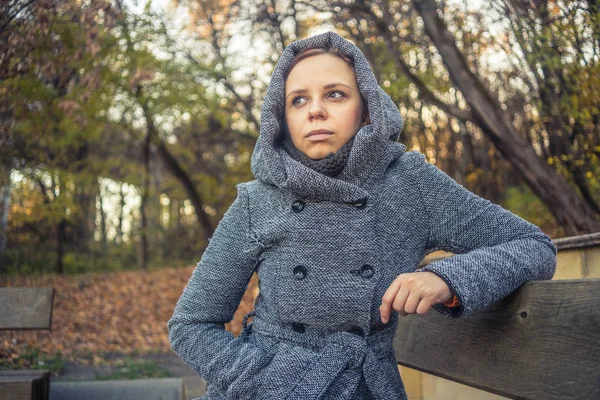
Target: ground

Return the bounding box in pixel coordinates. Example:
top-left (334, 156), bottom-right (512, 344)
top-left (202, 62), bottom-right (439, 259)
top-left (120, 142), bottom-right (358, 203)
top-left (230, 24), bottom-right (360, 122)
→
top-left (1, 265), bottom-right (260, 381)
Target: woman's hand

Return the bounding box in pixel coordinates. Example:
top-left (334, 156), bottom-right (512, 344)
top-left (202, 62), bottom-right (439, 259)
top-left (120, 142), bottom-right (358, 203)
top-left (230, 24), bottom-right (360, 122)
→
top-left (379, 271), bottom-right (454, 323)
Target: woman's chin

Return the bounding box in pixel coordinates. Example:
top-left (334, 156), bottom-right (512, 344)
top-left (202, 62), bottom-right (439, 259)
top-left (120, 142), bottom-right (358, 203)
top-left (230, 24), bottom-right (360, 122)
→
top-left (305, 149), bottom-right (335, 160)
top-left (302, 144), bottom-right (340, 160)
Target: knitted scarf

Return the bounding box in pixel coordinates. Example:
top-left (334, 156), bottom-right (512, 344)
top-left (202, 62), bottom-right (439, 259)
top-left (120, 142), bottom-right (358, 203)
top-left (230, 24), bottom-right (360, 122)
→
top-left (279, 135), bottom-right (356, 178)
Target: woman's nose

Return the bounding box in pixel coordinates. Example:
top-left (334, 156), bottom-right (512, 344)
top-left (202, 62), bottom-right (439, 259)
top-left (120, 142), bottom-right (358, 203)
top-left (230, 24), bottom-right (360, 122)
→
top-left (308, 100), bottom-right (327, 120)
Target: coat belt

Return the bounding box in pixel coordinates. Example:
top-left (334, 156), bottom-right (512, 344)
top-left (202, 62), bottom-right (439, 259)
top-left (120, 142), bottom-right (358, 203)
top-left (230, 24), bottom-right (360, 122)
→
top-left (246, 313), bottom-right (400, 400)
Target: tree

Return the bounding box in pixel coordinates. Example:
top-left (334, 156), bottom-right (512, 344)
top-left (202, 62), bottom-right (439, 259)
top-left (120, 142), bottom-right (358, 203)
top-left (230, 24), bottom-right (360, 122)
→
top-left (1, 0), bottom-right (119, 272)
top-left (298, 0), bottom-right (599, 235)
top-left (411, 0), bottom-right (599, 234)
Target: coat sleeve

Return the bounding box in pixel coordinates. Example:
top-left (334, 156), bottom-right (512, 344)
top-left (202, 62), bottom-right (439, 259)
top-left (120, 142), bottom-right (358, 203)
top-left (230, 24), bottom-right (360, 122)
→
top-left (167, 182), bottom-right (273, 398)
top-left (409, 151), bottom-right (557, 319)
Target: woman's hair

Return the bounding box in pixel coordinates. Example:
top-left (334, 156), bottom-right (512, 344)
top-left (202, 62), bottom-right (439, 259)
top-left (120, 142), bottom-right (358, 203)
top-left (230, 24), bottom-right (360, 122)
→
top-left (284, 46), bottom-right (356, 81)
top-left (283, 45), bottom-right (371, 126)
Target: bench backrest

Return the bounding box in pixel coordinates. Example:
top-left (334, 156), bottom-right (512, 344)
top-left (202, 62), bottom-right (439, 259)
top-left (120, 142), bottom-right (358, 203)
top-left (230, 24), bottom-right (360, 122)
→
top-left (0, 288), bottom-right (55, 330)
top-left (393, 278), bottom-right (600, 400)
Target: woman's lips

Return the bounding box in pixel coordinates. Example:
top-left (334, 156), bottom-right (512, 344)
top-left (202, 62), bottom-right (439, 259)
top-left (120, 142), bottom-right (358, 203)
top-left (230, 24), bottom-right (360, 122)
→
top-left (307, 133), bottom-right (333, 141)
top-left (306, 130), bottom-right (334, 141)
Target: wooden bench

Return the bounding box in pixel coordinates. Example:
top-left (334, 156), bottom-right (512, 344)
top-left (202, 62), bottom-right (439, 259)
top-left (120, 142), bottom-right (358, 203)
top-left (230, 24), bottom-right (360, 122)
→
top-left (393, 278), bottom-right (600, 399)
top-left (0, 287), bottom-right (55, 400)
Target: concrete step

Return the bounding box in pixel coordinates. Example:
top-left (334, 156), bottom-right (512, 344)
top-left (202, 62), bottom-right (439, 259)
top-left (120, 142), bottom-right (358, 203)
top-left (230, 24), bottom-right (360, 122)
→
top-left (49, 378), bottom-right (184, 400)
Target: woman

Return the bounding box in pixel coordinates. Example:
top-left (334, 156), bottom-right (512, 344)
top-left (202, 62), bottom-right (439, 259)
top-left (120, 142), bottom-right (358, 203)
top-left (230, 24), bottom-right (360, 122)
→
top-left (168, 31), bottom-right (557, 400)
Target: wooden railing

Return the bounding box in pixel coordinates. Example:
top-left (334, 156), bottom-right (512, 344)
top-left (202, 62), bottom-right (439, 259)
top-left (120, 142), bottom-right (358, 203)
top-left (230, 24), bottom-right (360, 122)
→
top-left (393, 278), bottom-right (600, 400)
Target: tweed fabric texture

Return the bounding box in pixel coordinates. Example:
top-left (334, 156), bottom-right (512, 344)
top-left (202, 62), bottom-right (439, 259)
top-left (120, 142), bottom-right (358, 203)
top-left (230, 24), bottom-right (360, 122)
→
top-left (168, 31), bottom-right (557, 400)
top-left (279, 135), bottom-right (355, 177)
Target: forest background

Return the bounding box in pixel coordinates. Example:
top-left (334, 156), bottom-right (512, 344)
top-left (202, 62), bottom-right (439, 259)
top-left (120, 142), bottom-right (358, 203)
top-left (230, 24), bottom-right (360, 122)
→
top-left (1, 0), bottom-right (600, 371)
top-left (1, 0), bottom-right (599, 277)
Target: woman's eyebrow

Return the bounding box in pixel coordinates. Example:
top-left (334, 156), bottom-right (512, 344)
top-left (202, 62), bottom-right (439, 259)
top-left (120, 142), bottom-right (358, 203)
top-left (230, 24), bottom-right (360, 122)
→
top-left (286, 82), bottom-right (353, 98)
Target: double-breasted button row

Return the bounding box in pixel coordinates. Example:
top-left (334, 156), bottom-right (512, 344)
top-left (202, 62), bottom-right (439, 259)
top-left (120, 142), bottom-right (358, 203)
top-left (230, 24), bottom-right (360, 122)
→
top-left (291, 198), bottom-right (368, 212)
top-left (293, 264), bottom-right (374, 280)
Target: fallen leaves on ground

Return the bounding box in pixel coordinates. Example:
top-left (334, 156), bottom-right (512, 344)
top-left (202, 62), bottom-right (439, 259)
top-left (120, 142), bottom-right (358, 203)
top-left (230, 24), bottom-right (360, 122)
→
top-left (0, 266), bottom-right (259, 365)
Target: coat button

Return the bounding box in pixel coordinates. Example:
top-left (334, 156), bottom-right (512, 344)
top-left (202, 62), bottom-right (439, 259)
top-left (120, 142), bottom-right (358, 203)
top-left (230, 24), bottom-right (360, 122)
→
top-left (292, 322), bottom-right (306, 333)
top-left (360, 264), bottom-right (374, 279)
top-left (291, 200), bottom-right (305, 213)
top-left (353, 198), bottom-right (367, 209)
top-left (347, 326), bottom-right (364, 337)
top-left (293, 265), bottom-right (308, 279)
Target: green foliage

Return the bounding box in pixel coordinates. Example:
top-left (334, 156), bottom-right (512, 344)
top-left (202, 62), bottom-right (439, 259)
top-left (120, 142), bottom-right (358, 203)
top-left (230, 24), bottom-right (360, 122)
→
top-left (2, 238), bottom-right (196, 275)
top-left (95, 358), bottom-right (170, 380)
top-left (0, 345), bottom-right (65, 374)
top-left (5, 0), bottom-right (597, 276)
top-left (1, 1), bottom-right (255, 274)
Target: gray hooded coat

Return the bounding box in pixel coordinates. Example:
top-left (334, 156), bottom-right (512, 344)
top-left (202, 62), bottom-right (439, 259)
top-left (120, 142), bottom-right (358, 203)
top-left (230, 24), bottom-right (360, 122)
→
top-left (168, 31), bottom-right (557, 400)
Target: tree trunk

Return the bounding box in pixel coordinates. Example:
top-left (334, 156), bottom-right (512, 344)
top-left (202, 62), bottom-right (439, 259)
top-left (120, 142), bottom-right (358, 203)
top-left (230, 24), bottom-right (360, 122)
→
top-left (56, 218), bottom-right (66, 274)
top-left (140, 121), bottom-right (151, 270)
top-left (116, 183), bottom-right (125, 245)
top-left (129, 201), bottom-right (137, 265)
top-left (97, 178), bottom-right (107, 251)
top-left (0, 164), bottom-right (11, 274)
top-left (71, 143), bottom-right (93, 252)
top-left (138, 99), bottom-right (215, 240)
top-left (412, 0), bottom-right (600, 235)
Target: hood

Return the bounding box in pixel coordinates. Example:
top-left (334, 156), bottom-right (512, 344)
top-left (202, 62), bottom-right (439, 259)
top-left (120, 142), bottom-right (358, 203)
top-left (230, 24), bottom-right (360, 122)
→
top-left (251, 31), bottom-right (406, 203)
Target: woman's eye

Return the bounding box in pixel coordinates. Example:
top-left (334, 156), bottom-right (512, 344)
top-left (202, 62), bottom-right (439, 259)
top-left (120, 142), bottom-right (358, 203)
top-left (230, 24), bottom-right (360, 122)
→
top-left (328, 90), bottom-right (345, 99)
top-left (291, 96), bottom-right (306, 106)
top-left (291, 90), bottom-right (345, 106)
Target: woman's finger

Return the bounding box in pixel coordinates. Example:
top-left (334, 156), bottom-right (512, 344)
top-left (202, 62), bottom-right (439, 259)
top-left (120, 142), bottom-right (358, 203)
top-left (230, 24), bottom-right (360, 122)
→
top-left (392, 285), bottom-right (411, 316)
top-left (403, 291), bottom-right (422, 315)
top-left (416, 297), bottom-right (433, 315)
top-left (380, 276), bottom-right (404, 323)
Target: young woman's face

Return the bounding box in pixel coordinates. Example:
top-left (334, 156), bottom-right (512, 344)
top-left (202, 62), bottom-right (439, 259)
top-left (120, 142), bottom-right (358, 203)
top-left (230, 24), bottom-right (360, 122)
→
top-left (284, 53), bottom-right (366, 160)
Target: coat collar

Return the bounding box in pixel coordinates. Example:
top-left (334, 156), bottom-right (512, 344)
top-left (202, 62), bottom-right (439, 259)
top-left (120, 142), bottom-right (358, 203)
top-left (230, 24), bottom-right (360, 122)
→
top-left (251, 31), bottom-right (406, 203)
